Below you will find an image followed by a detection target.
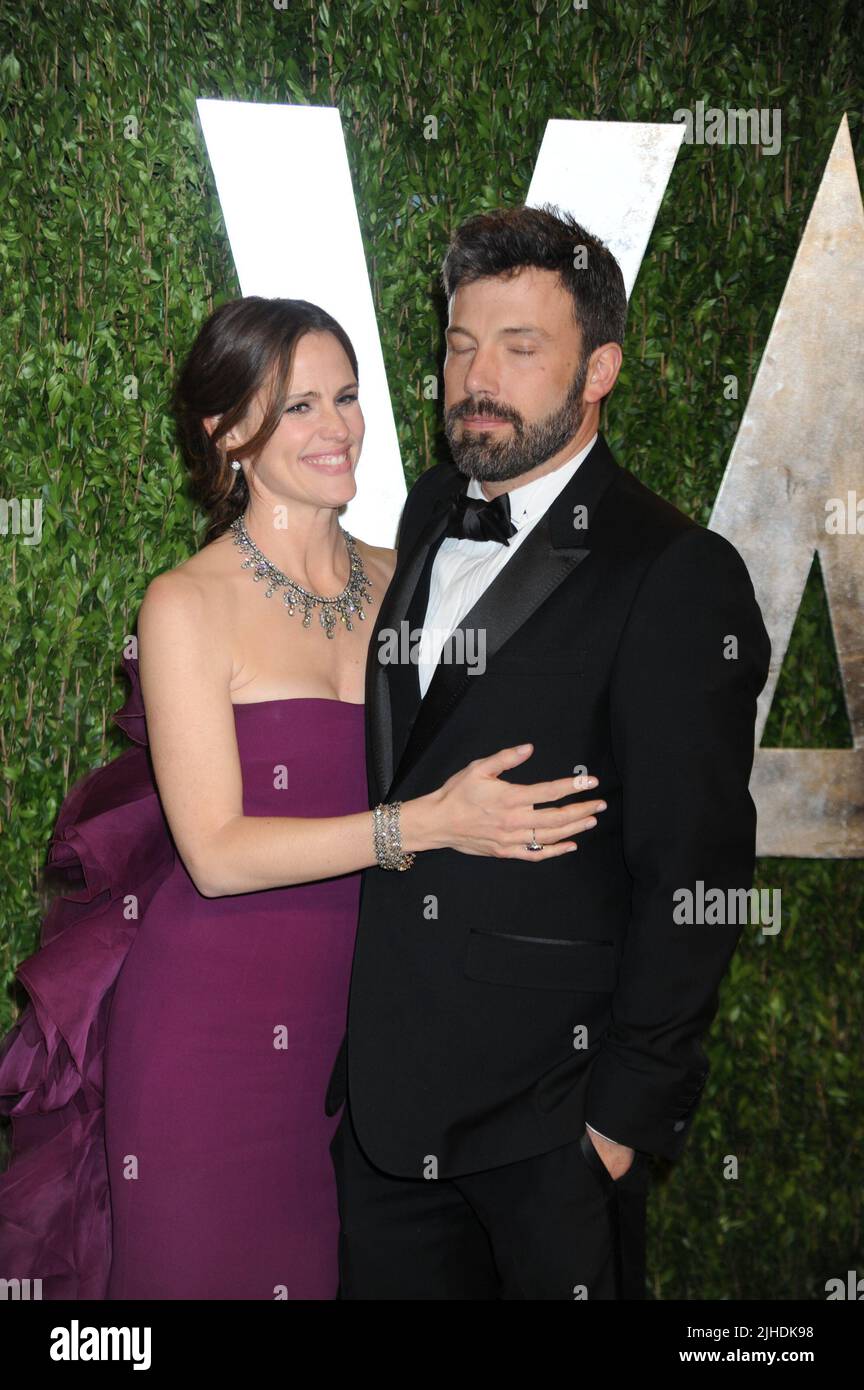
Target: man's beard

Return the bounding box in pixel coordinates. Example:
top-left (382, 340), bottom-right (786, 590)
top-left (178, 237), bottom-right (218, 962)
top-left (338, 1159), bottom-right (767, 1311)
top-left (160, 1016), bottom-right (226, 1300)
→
top-left (444, 356), bottom-right (589, 483)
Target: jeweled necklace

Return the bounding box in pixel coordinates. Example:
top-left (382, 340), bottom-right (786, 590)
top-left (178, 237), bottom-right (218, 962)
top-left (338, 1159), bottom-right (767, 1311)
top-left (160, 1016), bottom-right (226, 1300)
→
top-left (229, 512), bottom-right (374, 640)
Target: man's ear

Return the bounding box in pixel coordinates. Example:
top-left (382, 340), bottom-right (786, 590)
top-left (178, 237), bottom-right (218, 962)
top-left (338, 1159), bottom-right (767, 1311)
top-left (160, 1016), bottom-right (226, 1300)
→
top-left (583, 343), bottom-right (623, 404)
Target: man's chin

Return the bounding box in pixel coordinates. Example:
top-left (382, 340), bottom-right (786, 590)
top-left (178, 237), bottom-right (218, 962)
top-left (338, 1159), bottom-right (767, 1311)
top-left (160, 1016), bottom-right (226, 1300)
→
top-left (450, 449), bottom-right (531, 483)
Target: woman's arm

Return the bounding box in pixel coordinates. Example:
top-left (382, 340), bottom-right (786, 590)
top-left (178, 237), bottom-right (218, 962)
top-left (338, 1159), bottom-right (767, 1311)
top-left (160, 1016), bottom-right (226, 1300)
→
top-left (137, 573), bottom-right (604, 897)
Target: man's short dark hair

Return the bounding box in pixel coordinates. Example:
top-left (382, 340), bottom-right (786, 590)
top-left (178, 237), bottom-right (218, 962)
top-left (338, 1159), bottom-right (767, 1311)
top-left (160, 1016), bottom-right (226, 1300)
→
top-left (440, 203), bottom-right (627, 358)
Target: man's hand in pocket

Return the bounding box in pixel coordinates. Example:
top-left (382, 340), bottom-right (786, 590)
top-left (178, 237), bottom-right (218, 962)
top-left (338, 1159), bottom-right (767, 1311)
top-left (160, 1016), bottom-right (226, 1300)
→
top-left (586, 1124), bottom-right (635, 1180)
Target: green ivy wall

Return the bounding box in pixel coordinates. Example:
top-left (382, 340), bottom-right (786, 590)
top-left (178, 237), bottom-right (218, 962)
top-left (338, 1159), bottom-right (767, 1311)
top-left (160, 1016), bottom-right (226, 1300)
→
top-left (1, 0), bottom-right (862, 1300)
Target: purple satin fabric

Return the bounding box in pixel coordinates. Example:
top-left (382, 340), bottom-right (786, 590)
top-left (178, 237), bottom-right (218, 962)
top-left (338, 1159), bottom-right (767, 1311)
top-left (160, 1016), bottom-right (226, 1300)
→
top-left (0, 653), bottom-right (367, 1299)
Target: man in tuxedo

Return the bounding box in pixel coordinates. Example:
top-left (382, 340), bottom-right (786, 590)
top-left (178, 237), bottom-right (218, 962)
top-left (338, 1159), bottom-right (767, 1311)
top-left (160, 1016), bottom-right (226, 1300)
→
top-left (325, 203), bottom-right (771, 1299)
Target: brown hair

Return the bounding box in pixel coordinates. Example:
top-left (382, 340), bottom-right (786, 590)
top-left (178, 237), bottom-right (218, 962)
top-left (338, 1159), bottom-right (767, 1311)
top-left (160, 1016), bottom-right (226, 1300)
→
top-left (441, 203), bottom-right (627, 359)
top-left (172, 296), bottom-right (359, 544)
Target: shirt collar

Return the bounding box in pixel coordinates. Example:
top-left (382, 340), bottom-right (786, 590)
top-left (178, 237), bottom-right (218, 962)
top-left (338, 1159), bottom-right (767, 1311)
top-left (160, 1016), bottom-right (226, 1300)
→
top-left (466, 433), bottom-right (599, 530)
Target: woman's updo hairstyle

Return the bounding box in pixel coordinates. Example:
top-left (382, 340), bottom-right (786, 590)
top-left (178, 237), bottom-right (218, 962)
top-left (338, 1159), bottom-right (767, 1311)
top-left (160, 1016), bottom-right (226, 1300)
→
top-left (172, 296), bottom-right (359, 543)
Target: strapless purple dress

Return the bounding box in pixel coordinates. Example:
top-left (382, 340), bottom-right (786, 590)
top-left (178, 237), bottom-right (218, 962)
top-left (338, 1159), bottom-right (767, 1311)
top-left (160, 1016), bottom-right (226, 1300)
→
top-left (0, 651), bottom-right (367, 1299)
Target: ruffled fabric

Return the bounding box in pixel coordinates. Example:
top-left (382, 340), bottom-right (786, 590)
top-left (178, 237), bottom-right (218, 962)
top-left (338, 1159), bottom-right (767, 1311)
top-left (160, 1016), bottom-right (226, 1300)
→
top-left (0, 651), bottom-right (176, 1298)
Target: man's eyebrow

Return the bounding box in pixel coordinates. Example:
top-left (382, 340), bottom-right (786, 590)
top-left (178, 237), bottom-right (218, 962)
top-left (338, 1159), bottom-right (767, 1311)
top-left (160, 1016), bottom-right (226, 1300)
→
top-left (500, 325), bottom-right (555, 339)
top-left (446, 324), bottom-right (551, 340)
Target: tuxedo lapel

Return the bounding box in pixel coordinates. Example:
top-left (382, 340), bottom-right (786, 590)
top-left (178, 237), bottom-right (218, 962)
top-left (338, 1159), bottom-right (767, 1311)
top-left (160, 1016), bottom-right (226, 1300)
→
top-left (366, 475), bottom-right (467, 802)
top-left (375, 433), bottom-right (621, 799)
top-left (389, 511), bottom-right (588, 794)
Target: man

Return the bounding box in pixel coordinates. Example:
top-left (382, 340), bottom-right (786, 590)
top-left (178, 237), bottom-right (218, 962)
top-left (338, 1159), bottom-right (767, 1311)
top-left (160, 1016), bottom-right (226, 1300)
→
top-left (325, 203), bottom-right (771, 1299)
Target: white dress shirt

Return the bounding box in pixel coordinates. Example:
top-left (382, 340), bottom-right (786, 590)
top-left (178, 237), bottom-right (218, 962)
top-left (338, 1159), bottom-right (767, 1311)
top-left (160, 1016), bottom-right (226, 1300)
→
top-left (413, 432), bottom-right (622, 1149)
top-left (416, 432), bottom-right (598, 698)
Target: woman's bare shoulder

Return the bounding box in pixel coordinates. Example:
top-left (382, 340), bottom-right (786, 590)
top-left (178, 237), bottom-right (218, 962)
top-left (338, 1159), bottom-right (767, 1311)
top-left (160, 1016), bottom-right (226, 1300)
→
top-left (139, 536), bottom-right (236, 633)
top-left (147, 530), bottom-right (237, 587)
top-left (168, 531), bottom-right (236, 579)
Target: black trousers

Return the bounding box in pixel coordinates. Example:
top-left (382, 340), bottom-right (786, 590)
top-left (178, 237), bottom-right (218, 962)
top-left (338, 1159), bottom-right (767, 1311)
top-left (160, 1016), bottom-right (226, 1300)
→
top-left (329, 1091), bottom-right (651, 1300)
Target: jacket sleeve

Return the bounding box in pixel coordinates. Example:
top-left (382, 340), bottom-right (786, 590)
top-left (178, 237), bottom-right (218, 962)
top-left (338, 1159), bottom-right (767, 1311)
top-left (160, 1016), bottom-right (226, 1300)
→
top-left (584, 524), bottom-right (771, 1160)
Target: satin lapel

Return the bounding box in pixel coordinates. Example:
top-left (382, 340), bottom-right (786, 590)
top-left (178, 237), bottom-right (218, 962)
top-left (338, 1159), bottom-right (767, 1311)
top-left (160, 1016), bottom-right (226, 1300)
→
top-left (385, 433), bottom-right (620, 797)
top-left (366, 479), bottom-right (466, 802)
top-left (387, 512), bottom-right (588, 795)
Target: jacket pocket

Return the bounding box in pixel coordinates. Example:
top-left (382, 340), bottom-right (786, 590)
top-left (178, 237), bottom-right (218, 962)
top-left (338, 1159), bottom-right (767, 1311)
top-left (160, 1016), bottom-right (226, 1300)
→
top-left (463, 927), bottom-right (616, 992)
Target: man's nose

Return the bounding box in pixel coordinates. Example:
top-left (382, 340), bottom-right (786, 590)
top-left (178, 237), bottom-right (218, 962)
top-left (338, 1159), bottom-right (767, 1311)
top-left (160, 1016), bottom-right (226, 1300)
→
top-left (463, 348), bottom-right (499, 398)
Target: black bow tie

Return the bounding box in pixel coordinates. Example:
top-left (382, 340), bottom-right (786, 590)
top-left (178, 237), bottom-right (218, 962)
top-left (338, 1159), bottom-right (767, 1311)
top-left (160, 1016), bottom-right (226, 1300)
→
top-left (444, 491), bottom-right (518, 545)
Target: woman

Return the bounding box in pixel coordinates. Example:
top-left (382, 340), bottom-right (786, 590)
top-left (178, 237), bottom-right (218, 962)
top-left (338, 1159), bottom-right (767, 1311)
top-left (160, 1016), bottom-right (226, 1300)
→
top-left (0, 297), bottom-right (603, 1299)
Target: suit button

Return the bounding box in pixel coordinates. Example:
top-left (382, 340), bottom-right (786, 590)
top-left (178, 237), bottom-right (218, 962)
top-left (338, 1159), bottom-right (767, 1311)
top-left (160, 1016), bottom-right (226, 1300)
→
top-left (673, 1120), bottom-right (686, 1132)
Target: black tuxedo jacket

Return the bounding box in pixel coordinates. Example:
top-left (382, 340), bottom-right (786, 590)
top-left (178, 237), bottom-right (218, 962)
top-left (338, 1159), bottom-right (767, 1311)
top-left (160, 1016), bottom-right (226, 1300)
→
top-left (325, 433), bottom-right (771, 1176)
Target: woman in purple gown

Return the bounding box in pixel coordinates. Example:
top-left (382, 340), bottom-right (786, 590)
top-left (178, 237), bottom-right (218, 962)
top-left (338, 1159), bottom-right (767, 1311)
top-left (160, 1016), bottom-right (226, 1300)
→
top-left (0, 297), bottom-right (597, 1299)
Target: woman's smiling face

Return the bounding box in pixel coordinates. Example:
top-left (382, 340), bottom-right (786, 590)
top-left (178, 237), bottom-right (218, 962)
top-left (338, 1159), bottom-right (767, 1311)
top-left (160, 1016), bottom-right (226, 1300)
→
top-left (232, 330), bottom-right (365, 509)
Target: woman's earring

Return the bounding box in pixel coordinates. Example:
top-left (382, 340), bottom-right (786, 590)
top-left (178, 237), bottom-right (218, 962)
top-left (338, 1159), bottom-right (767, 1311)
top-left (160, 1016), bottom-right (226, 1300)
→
top-left (230, 461), bottom-right (241, 471)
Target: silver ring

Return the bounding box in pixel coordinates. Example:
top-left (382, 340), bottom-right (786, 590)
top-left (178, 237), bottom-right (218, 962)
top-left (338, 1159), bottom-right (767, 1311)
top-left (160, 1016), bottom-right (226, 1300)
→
top-left (525, 828), bottom-right (543, 852)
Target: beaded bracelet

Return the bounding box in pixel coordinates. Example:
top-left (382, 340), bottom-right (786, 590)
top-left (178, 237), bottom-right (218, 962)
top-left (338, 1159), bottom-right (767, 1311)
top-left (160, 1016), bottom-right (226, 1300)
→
top-left (372, 801), bottom-right (416, 871)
